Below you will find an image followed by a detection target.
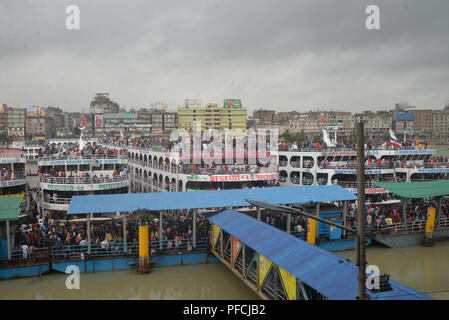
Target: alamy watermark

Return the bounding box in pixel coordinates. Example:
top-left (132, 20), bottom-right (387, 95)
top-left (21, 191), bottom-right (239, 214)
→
top-left (168, 121), bottom-right (278, 168)
top-left (365, 5), bottom-right (380, 30)
top-left (65, 5), bottom-right (80, 30)
top-left (65, 265), bottom-right (80, 290)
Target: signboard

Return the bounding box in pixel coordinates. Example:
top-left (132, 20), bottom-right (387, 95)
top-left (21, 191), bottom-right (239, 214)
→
top-left (279, 267), bottom-right (296, 300)
top-left (26, 106), bottom-right (46, 116)
top-left (46, 184), bottom-right (85, 191)
top-left (209, 173), bottom-right (277, 182)
top-left (95, 114), bottom-right (104, 128)
top-left (397, 150), bottom-right (435, 155)
top-left (418, 168), bottom-right (449, 173)
top-left (43, 180), bottom-right (129, 191)
top-left (345, 188), bottom-right (388, 194)
top-left (323, 151), bottom-right (357, 157)
top-left (334, 169), bottom-right (392, 175)
top-left (0, 104), bottom-right (6, 113)
top-left (258, 255), bottom-right (272, 287)
top-left (39, 159), bottom-right (123, 166)
top-left (184, 99), bottom-right (202, 107)
top-left (223, 99), bottom-right (242, 108)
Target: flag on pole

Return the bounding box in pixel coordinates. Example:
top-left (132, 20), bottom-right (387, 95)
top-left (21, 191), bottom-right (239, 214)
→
top-left (389, 129), bottom-right (402, 148)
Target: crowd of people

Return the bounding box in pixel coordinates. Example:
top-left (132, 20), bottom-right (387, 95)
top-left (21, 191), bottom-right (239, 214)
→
top-left (38, 142), bottom-right (126, 159)
top-left (1, 168), bottom-right (25, 181)
top-left (11, 204), bottom-right (211, 258)
top-left (38, 167), bottom-right (130, 184)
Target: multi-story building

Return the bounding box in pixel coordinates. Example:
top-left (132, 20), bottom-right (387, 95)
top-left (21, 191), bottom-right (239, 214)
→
top-left (413, 109), bottom-right (433, 133)
top-left (1, 106), bottom-right (26, 137)
top-left (178, 101), bottom-right (247, 132)
top-left (90, 93), bottom-right (120, 114)
top-left (432, 106), bottom-right (449, 139)
top-left (253, 109), bottom-right (279, 124)
top-left (393, 112), bottom-right (414, 135)
top-left (288, 118), bottom-right (320, 134)
top-left (354, 111), bottom-right (392, 143)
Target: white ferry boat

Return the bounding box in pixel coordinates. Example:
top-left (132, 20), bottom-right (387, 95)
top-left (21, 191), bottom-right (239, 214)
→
top-left (278, 130), bottom-right (447, 195)
top-left (37, 141), bottom-right (130, 216)
top-left (0, 148), bottom-right (27, 196)
top-left (101, 143), bottom-right (278, 193)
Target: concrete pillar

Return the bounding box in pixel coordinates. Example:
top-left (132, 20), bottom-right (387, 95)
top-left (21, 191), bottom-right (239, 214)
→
top-left (6, 220), bottom-right (11, 260)
top-left (87, 213), bottom-right (91, 255)
top-left (257, 207), bottom-right (261, 221)
top-left (193, 210), bottom-right (196, 248)
top-left (402, 199), bottom-right (408, 232)
top-left (138, 225), bottom-right (149, 273)
top-left (286, 213), bottom-right (291, 233)
top-left (343, 201), bottom-right (348, 237)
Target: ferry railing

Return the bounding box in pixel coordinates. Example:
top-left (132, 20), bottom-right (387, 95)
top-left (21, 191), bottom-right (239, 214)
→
top-left (52, 242), bottom-right (139, 260)
top-left (39, 174), bottom-right (129, 184)
top-left (288, 230), bottom-right (307, 241)
top-left (50, 237), bottom-right (208, 261)
top-left (43, 197), bottom-right (72, 205)
top-left (178, 165), bottom-right (274, 176)
top-left (333, 181), bottom-right (395, 188)
top-left (38, 153), bottom-right (127, 161)
top-left (0, 171), bottom-right (26, 181)
top-left (149, 237), bottom-right (208, 253)
top-left (288, 146), bottom-right (430, 152)
top-left (0, 247), bottom-right (51, 262)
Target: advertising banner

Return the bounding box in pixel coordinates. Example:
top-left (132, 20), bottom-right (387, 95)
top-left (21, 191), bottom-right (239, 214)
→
top-left (224, 99), bottom-right (242, 108)
top-left (232, 237), bottom-right (243, 264)
top-left (258, 254), bottom-right (272, 287)
top-left (279, 267), bottom-right (296, 300)
top-left (213, 224), bottom-right (221, 247)
top-left (26, 106), bottom-right (46, 116)
top-left (95, 114), bottom-right (104, 128)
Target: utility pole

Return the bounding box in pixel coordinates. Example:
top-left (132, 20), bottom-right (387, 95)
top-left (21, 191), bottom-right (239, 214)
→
top-left (356, 121), bottom-right (368, 300)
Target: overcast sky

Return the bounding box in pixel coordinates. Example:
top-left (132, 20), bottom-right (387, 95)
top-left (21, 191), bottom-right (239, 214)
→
top-left (1, 0), bottom-right (448, 114)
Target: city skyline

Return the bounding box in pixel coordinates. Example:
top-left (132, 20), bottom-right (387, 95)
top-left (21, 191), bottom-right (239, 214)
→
top-left (1, 1), bottom-right (449, 113)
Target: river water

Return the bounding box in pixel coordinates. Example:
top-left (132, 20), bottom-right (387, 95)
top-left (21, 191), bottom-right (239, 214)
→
top-left (0, 263), bottom-right (259, 300)
top-left (337, 242), bottom-right (449, 300)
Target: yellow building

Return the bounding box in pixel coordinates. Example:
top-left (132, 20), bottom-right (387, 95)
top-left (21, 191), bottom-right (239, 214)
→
top-left (178, 102), bottom-right (247, 131)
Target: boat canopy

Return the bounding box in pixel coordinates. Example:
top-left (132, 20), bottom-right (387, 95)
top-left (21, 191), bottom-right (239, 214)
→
top-left (375, 180), bottom-right (449, 199)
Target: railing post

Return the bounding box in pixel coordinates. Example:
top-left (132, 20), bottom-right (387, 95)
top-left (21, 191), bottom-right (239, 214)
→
top-left (123, 213), bottom-right (127, 255)
top-left (159, 211), bottom-right (163, 251)
top-left (193, 210), bottom-right (196, 249)
top-left (6, 220), bottom-right (11, 260)
top-left (87, 213), bottom-right (91, 255)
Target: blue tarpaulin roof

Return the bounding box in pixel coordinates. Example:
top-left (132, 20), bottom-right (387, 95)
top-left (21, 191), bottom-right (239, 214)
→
top-left (208, 209), bottom-right (432, 300)
top-left (67, 186), bottom-right (357, 215)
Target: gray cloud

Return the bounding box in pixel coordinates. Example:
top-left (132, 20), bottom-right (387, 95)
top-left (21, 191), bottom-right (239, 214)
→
top-left (0, 0), bottom-right (448, 113)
